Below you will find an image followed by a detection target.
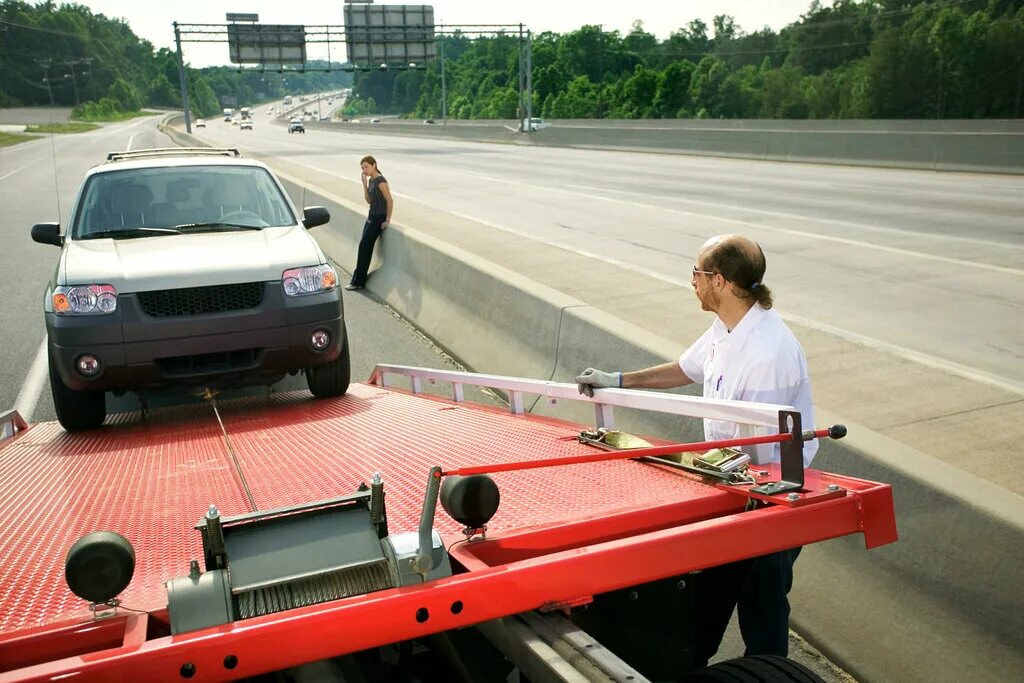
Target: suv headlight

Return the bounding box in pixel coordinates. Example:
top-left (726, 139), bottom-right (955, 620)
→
top-left (282, 265), bottom-right (337, 297)
top-left (53, 285), bottom-right (118, 315)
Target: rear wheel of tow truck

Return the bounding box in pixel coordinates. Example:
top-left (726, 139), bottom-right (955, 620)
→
top-left (684, 655), bottom-right (824, 682)
top-left (305, 329), bottom-right (351, 398)
top-left (48, 352), bottom-right (106, 432)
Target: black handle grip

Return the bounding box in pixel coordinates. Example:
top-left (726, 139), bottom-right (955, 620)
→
top-left (828, 424), bottom-right (847, 440)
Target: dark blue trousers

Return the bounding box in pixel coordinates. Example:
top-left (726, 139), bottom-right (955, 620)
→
top-left (693, 547), bottom-right (802, 668)
top-left (350, 214), bottom-right (386, 286)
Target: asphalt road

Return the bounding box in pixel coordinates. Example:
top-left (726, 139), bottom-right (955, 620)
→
top-left (0, 113), bottom-right (488, 422)
top-left (195, 109), bottom-right (1024, 387)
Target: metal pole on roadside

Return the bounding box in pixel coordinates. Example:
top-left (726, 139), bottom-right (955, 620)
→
top-left (526, 30), bottom-right (533, 131)
top-left (65, 65), bottom-right (80, 105)
top-left (440, 39), bottom-right (447, 131)
top-left (36, 58), bottom-right (55, 107)
top-left (174, 21), bottom-right (193, 134)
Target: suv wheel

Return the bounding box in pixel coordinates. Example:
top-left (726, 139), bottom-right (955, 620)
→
top-left (305, 330), bottom-right (351, 398)
top-left (49, 351), bottom-right (106, 432)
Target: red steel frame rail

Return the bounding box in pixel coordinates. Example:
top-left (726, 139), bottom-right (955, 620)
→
top-left (0, 476), bottom-right (895, 683)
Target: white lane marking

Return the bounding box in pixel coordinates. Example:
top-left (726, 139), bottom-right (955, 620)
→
top-left (14, 338), bottom-right (49, 422)
top-left (0, 159), bottom-right (41, 182)
top-left (195, 132), bottom-right (1024, 393)
top-left (383, 164), bottom-right (1024, 254)
top-left (565, 182), bottom-right (1024, 252)
top-left (126, 133), bottom-right (136, 151)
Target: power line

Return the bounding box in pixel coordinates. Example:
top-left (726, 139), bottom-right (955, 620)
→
top-left (0, 17), bottom-right (86, 39)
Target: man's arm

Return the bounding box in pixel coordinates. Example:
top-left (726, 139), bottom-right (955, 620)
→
top-left (623, 361), bottom-right (693, 389)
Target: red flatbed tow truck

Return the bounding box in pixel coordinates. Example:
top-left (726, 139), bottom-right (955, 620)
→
top-left (0, 365), bottom-right (897, 682)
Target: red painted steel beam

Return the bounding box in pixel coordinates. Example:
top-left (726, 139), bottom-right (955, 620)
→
top-left (1, 485), bottom-right (891, 683)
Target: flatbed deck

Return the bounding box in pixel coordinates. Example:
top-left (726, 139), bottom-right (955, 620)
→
top-left (0, 368), bottom-right (896, 682)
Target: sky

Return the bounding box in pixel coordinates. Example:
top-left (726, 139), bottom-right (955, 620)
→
top-left (76, 1), bottom-right (820, 68)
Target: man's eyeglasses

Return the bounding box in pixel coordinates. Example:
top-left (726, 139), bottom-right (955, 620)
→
top-left (692, 265), bottom-right (717, 277)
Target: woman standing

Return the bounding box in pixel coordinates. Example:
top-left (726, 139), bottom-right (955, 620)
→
top-left (346, 155), bottom-right (394, 290)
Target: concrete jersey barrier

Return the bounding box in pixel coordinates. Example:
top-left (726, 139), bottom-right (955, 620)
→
top-left (303, 116), bottom-right (1024, 175)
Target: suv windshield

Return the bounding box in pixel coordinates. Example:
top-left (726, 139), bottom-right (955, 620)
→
top-left (72, 165), bottom-right (296, 239)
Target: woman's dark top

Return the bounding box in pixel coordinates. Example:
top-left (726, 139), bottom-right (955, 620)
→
top-left (367, 174), bottom-right (388, 217)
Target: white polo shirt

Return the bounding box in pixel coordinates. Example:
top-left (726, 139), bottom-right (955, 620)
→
top-left (678, 304), bottom-right (817, 466)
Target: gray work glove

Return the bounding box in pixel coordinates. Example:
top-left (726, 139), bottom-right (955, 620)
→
top-left (575, 368), bottom-right (622, 398)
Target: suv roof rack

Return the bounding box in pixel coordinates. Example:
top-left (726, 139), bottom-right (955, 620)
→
top-left (106, 148), bottom-right (240, 162)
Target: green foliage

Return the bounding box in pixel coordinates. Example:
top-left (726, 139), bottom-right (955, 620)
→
top-left (6, 1), bottom-right (1024, 121)
top-left (0, 2), bottom-right (352, 117)
top-left (25, 122), bottom-right (99, 133)
top-left (0, 130), bottom-right (37, 147)
top-left (356, 2), bottom-right (1024, 120)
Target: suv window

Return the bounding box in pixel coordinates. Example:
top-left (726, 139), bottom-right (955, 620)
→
top-left (72, 165), bottom-right (296, 238)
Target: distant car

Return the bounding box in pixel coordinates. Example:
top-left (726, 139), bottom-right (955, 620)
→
top-left (288, 119), bottom-right (305, 134)
top-left (240, 120), bottom-right (253, 130)
top-left (422, 119), bottom-right (435, 125)
top-left (195, 119), bottom-right (206, 128)
top-left (369, 118), bottom-right (382, 124)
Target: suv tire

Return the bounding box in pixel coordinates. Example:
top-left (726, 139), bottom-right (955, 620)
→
top-left (49, 351), bottom-right (106, 432)
top-left (683, 655), bottom-right (823, 682)
top-left (305, 330), bottom-right (351, 398)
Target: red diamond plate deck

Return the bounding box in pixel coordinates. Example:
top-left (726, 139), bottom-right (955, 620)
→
top-left (0, 384), bottom-right (727, 637)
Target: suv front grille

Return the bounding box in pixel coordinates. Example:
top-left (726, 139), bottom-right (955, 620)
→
top-left (138, 283), bottom-right (264, 317)
top-left (156, 348), bottom-right (264, 377)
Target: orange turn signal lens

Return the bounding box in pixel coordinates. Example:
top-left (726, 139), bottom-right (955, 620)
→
top-left (322, 269), bottom-right (337, 289)
top-left (53, 292), bottom-right (70, 313)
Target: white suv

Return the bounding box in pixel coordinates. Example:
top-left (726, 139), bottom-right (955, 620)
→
top-left (31, 148), bottom-right (350, 431)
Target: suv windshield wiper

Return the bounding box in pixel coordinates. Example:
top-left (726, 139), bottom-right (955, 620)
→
top-left (173, 222), bottom-right (264, 232)
top-left (81, 227), bottom-right (181, 240)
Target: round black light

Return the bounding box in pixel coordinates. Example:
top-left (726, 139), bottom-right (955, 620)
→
top-left (65, 531), bottom-right (135, 603)
top-left (440, 475), bottom-right (500, 529)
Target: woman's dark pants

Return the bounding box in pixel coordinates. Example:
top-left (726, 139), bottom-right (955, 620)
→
top-left (350, 214), bottom-right (386, 286)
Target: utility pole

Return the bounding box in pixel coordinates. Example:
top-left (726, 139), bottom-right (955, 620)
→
top-left (64, 66), bottom-right (80, 105)
top-left (35, 58), bottom-right (55, 107)
top-left (440, 39), bottom-right (447, 130)
top-left (526, 30), bottom-right (533, 131)
top-left (174, 21), bottom-right (193, 133)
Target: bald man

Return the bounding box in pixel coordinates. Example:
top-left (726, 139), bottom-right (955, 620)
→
top-left (576, 234), bottom-right (816, 666)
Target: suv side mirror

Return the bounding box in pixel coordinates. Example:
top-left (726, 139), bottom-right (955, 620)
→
top-left (31, 222), bottom-right (62, 246)
top-left (302, 206), bottom-right (330, 229)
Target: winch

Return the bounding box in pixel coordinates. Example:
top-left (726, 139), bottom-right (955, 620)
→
top-left (164, 474), bottom-right (452, 634)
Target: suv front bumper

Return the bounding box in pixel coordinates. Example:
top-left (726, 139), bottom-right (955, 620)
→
top-left (47, 282), bottom-right (344, 393)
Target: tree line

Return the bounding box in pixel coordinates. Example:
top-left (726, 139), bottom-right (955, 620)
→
top-left (0, 1), bottom-right (351, 118)
top-left (358, 0), bottom-right (1024, 120)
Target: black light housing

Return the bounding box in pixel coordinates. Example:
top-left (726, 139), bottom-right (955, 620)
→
top-left (440, 475), bottom-right (500, 529)
top-left (65, 531), bottom-right (135, 603)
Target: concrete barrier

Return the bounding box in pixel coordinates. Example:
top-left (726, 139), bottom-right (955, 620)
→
top-left (158, 116), bottom-right (1024, 681)
top-left (304, 116), bottom-right (1024, 174)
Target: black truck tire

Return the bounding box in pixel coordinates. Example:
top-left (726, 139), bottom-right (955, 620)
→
top-left (305, 331), bottom-right (351, 398)
top-left (49, 353), bottom-right (106, 432)
top-left (683, 655), bottom-right (824, 683)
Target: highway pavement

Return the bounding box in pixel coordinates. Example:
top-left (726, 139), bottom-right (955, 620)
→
top-left (199, 106), bottom-right (1024, 387)
top-left (0, 112), bottom-right (489, 422)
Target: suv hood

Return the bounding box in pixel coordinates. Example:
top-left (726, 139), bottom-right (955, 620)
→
top-left (61, 226), bottom-right (322, 291)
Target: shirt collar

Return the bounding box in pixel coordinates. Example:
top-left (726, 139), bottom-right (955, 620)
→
top-left (712, 304), bottom-right (767, 350)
